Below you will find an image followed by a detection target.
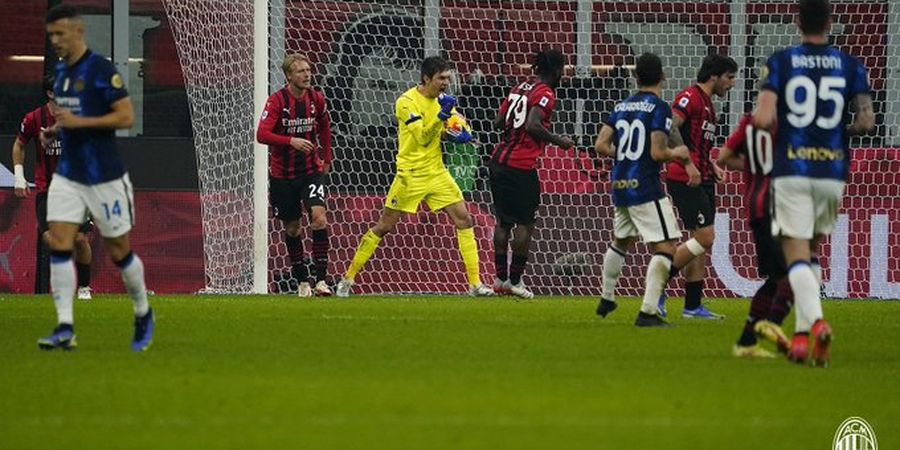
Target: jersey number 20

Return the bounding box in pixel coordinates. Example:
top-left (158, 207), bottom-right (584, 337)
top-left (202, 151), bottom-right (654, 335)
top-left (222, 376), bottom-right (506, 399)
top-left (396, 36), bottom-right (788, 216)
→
top-left (614, 119), bottom-right (646, 161)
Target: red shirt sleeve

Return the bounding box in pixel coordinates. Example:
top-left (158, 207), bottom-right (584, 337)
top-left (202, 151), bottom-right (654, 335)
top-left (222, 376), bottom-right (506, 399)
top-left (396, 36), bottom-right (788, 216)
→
top-left (725, 115), bottom-right (752, 156)
top-left (256, 92), bottom-right (292, 147)
top-left (16, 110), bottom-right (37, 145)
top-left (530, 85), bottom-right (556, 115)
top-left (671, 89), bottom-right (695, 121)
top-left (315, 91), bottom-right (333, 165)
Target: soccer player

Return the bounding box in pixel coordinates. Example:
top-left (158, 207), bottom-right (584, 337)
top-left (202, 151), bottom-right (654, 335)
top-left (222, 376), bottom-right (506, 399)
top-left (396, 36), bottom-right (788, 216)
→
top-left (718, 106), bottom-right (794, 357)
top-left (489, 49), bottom-right (575, 299)
top-left (593, 53), bottom-right (707, 327)
top-left (335, 56), bottom-right (493, 297)
top-left (659, 53), bottom-right (738, 320)
top-left (257, 53), bottom-right (334, 297)
top-left (753, 0), bottom-right (874, 366)
top-left (38, 4), bottom-right (153, 351)
top-left (13, 74), bottom-right (94, 300)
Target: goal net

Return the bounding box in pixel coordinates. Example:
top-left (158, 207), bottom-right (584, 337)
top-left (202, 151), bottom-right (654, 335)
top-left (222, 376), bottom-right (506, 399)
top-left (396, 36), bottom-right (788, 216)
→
top-left (162, 0), bottom-right (900, 298)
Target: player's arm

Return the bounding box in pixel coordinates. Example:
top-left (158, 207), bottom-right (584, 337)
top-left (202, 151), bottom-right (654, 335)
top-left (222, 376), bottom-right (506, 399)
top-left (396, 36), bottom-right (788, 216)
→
top-left (650, 130), bottom-right (691, 163)
top-left (397, 96), bottom-right (443, 146)
top-left (752, 90), bottom-right (777, 130)
top-left (11, 137), bottom-right (29, 197)
top-left (524, 108), bottom-right (574, 149)
top-left (847, 93), bottom-right (875, 136)
top-left (593, 124), bottom-right (615, 157)
top-left (318, 96), bottom-right (333, 173)
top-left (256, 97), bottom-right (312, 152)
top-left (53, 96), bottom-right (134, 130)
top-left (717, 145), bottom-right (744, 171)
top-left (493, 99), bottom-right (509, 130)
top-left (667, 113), bottom-right (685, 147)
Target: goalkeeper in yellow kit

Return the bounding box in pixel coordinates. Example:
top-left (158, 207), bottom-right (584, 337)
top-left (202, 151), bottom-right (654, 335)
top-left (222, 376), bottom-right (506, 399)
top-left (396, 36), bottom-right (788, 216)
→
top-left (336, 56), bottom-right (494, 297)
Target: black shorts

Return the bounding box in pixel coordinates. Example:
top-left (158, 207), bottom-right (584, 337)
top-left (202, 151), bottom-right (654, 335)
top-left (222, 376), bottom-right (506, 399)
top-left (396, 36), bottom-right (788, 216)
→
top-left (667, 181), bottom-right (716, 230)
top-left (751, 217), bottom-right (787, 279)
top-left (489, 163), bottom-right (540, 226)
top-left (270, 173), bottom-right (327, 221)
top-left (36, 191), bottom-right (93, 234)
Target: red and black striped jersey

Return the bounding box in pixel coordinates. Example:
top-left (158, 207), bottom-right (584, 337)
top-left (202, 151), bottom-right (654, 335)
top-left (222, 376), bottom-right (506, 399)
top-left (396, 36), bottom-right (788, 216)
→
top-left (15, 104), bottom-right (60, 193)
top-left (491, 78), bottom-right (556, 170)
top-left (725, 114), bottom-right (777, 221)
top-left (256, 86), bottom-right (333, 179)
top-left (666, 84), bottom-right (717, 183)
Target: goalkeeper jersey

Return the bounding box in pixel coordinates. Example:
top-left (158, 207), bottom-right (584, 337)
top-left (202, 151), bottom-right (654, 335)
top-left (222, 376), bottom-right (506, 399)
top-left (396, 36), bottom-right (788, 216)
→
top-left (395, 86), bottom-right (447, 174)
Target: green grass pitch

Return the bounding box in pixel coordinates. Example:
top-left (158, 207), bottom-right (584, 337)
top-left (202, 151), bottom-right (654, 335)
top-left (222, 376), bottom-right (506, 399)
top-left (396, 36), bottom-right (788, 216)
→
top-left (0, 294), bottom-right (897, 450)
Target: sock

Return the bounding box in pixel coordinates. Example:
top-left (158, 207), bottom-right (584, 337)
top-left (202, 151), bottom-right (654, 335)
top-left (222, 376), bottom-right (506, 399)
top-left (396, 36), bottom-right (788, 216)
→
top-left (285, 234), bottom-right (309, 283)
top-left (640, 253), bottom-right (672, 314)
top-left (601, 245), bottom-right (626, 301)
top-left (738, 278), bottom-right (777, 346)
top-left (456, 227), bottom-right (481, 286)
top-left (810, 256), bottom-right (822, 284)
top-left (312, 228), bottom-right (329, 283)
top-left (76, 262), bottom-right (91, 288)
top-left (768, 277), bottom-right (794, 325)
top-left (50, 250), bottom-right (76, 325)
top-left (684, 280), bottom-right (704, 311)
top-left (495, 251), bottom-right (508, 282)
top-left (509, 253), bottom-right (528, 285)
top-left (345, 230), bottom-right (381, 281)
top-left (115, 252), bottom-right (149, 316)
top-left (788, 261), bottom-right (822, 333)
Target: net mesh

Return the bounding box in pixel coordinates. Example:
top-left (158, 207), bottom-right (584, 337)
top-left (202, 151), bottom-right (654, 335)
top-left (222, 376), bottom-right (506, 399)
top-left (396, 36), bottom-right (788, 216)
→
top-left (162, 0), bottom-right (900, 298)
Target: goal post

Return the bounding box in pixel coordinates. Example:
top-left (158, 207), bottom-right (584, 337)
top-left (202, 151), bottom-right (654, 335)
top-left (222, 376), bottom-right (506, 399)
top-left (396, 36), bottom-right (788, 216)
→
top-left (163, 0), bottom-right (900, 298)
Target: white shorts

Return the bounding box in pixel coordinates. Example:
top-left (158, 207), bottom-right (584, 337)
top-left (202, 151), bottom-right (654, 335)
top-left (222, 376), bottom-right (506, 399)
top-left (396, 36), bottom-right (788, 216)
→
top-left (614, 197), bottom-right (681, 243)
top-left (771, 176), bottom-right (845, 240)
top-left (47, 173), bottom-right (135, 238)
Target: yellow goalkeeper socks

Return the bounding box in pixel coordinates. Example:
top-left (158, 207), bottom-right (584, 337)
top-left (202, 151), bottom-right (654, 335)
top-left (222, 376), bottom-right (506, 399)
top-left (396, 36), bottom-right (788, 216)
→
top-left (456, 227), bottom-right (481, 286)
top-left (345, 229), bottom-right (382, 281)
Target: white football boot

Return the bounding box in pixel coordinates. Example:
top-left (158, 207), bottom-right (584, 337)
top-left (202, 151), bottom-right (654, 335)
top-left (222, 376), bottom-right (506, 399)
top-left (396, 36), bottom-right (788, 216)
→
top-left (468, 283), bottom-right (495, 297)
top-left (336, 279), bottom-right (354, 298)
top-left (508, 281), bottom-right (534, 299)
top-left (315, 280), bottom-right (334, 297)
top-left (297, 282), bottom-right (313, 298)
top-left (76, 286), bottom-right (93, 300)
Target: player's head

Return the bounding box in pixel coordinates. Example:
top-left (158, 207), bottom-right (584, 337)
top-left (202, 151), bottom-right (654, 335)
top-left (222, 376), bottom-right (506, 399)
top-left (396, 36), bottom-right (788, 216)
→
top-left (532, 49), bottom-right (566, 88)
top-left (697, 54), bottom-right (738, 97)
top-left (43, 74), bottom-right (56, 101)
top-left (420, 56), bottom-right (453, 97)
top-left (634, 53), bottom-right (664, 88)
top-left (46, 4), bottom-right (86, 62)
top-left (282, 54), bottom-right (312, 91)
top-left (797, 0), bottom-right (831, 36)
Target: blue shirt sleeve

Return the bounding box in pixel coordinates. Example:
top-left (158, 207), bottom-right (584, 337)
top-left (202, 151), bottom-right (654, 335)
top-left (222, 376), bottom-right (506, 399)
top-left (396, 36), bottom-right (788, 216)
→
top-left (650, 99), bottom-right (672, 133)
top-left (761, 52), bottom-right (781, 93)
top-left (93, 57), bottom-right (129, 106)
top-left (848, 56), bottom-right (871, 98)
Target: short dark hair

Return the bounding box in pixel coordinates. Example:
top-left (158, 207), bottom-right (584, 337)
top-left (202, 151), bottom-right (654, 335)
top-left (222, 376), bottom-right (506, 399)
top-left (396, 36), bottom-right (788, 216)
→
top-left (420, 56), bottom-right (452, 83)
top-left (634, 53), bottom-right (663, 87)
top-left (697, 54), bottom-right (738, 82)
top-left (43, 74), bottom-right (56, 93)
top-left (532, 49), bottom-right (565, 77)
top-left (46, 4), bottom-right (81, 23)
top-left (798, 0), bottom-right (830, 35)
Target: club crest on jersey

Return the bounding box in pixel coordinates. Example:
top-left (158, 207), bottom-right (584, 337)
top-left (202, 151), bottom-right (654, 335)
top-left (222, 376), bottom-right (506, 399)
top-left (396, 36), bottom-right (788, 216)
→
top-left (74, 78), bottom-right (85, 92)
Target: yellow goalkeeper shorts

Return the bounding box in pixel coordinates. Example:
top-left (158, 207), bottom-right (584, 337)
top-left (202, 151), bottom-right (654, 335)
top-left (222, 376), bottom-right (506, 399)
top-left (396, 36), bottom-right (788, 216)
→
top-left (385, 169), bottom-right (464, 214)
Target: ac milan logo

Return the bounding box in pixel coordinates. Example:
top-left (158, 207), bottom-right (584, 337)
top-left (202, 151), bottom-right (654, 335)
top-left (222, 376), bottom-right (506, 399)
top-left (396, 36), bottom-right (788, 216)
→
top-left (833, 417), bottom-right (877, 450)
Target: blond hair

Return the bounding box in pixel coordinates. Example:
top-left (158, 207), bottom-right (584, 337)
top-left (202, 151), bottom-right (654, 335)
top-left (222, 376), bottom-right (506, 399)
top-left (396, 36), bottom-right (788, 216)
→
top-left (282, 54), bottom-right (311, 75)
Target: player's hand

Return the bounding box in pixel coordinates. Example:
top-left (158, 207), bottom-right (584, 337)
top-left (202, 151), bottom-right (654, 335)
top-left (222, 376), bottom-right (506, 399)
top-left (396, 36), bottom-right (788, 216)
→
top-left (685, 162), bottom-right (701, 187)
top-left (40, 125), bottom-right (60, 147)
top-left (446, 127), bottom-right (474, 144)
top-left (712, 161), bottom-right (727, 184)
top-left (319, 161), bottom-right (331, 174)
top-left (437, 93), bottom-right (457, 121)
top-left (558, 136), bottom-right (576, 150)
top-left (51, 106), bottom-right (85, 129)
top-left (14, 165), bottom-right (29, 198)
top-left (289, 137), bottom-right (314, 153)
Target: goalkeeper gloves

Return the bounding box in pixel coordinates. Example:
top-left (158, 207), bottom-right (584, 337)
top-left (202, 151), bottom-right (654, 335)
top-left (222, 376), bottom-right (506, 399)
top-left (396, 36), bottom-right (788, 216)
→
top-left (446, 127), bottom-right (474, 144)
top-left (437, 93), bottom-right (457, 121)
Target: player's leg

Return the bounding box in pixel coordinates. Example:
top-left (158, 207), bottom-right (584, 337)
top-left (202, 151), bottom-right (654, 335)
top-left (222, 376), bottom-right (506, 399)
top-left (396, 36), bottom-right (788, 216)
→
top-left (627, 198), bottom-right (681, 327)
top-left (74, 227), bottom-right (93, 300)
top-left (742, 218), bottom-right (790, 356)
top-left (680, 184), bottom-right (721, 318)
top-left (502, 168), bottom-right (540, 299)
top-left (340, 206), bottom-right (404, 292)
top-left (596, 206), bottom-right (639, 317)
top-left (303, 173), bottom-right (331, 296)
top-left (87, 174), bottom-right (153, 352)
top-left (271, 178), bottom-right (310, 296)
top-left (38, 176), bottom-right (85, 350)
top-left (34, 192), bottom-right (51, 294)
top-left (488, 164), bottom-right (512, 293)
